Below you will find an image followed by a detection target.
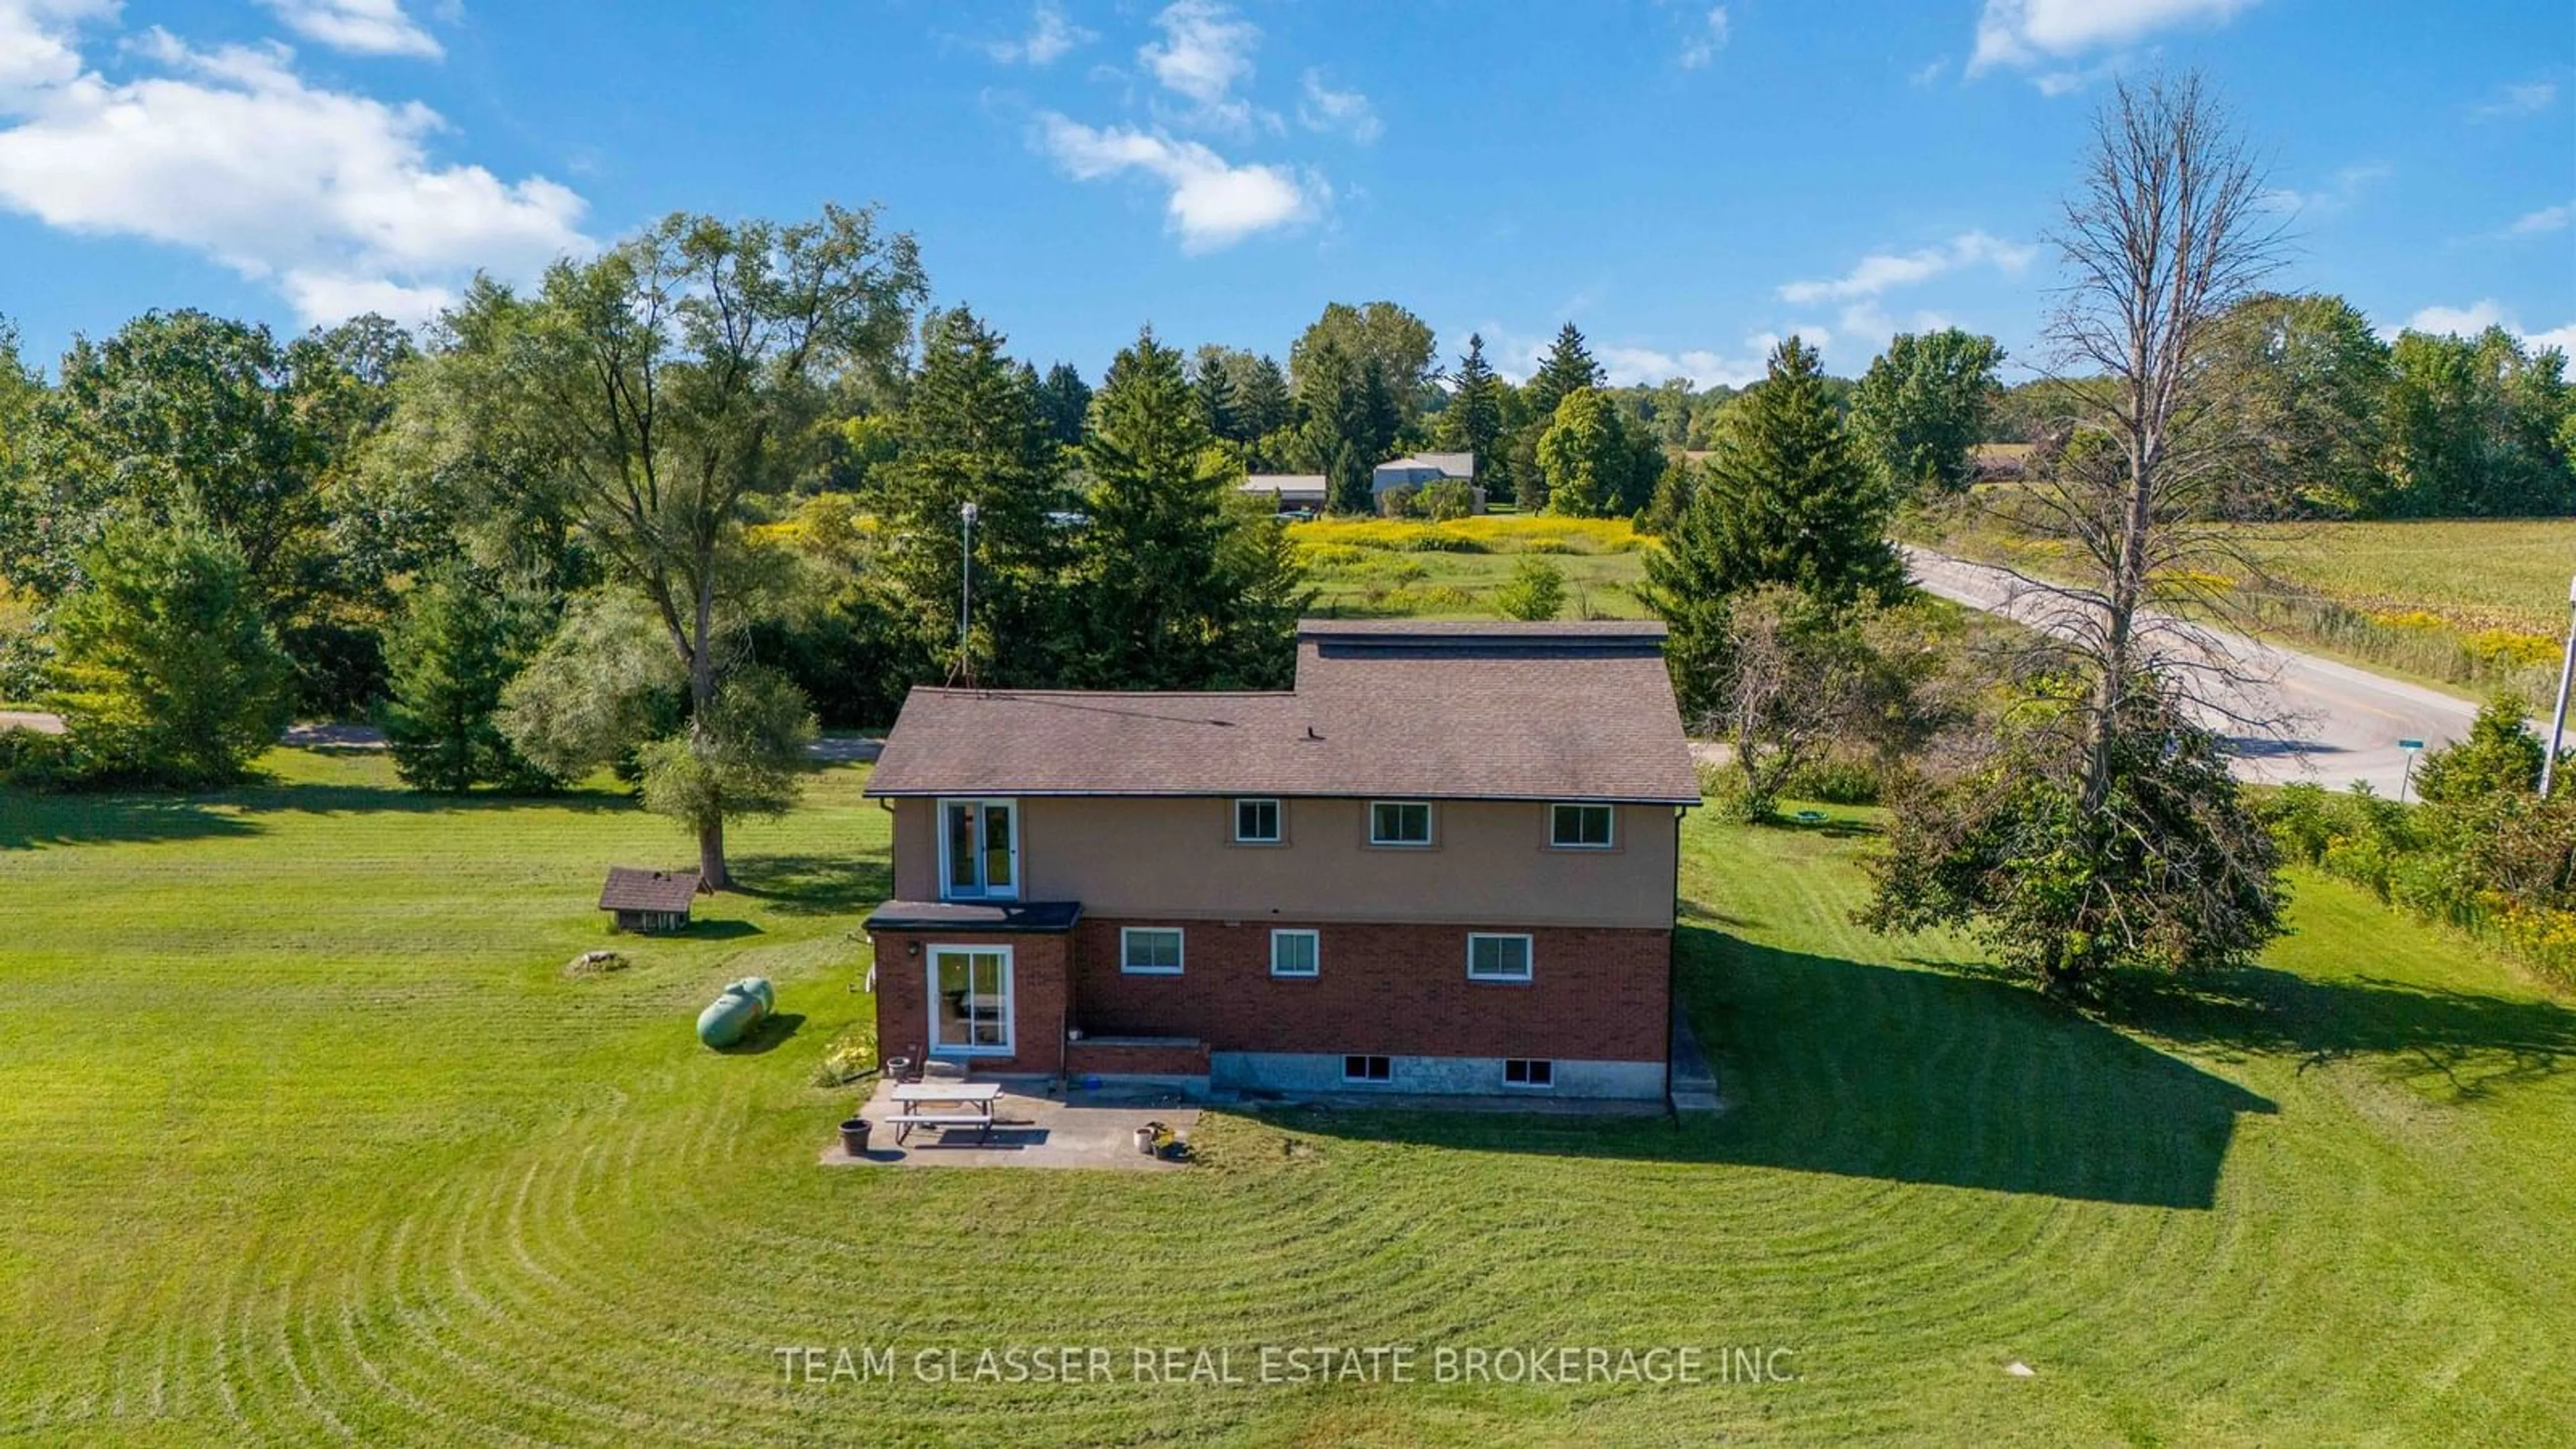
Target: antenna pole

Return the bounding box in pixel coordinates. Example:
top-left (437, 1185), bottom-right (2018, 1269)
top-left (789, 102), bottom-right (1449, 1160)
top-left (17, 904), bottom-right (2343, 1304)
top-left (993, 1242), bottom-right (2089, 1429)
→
top-left (957, 501), bottom-right (979, 686)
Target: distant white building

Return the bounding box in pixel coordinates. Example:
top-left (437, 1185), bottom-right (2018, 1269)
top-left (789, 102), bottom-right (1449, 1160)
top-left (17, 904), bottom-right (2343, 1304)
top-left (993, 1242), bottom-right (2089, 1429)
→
top-left (1240, 474), bottom-right (1329, 513)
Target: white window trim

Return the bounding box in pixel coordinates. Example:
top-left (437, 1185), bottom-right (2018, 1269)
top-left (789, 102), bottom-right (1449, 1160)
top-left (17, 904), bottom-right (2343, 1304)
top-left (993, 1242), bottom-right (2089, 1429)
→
top-left (1368, 800), bottom-right (1436, 848)
top-left (1549, 802), bottom-right (1615, 849)
top-left (1234, 797), bottom-right (1284, 845)
top-left (1342, 1053), bottom-right (1392, 1083)
top-left (934, 797), bottom-right (1021, 902)
top-left (1269, 928), bottom-right (1320, 977)
top-left (1120, 926), bottom-right (1185, 975)
top-left (925, 945), bottom-right (1014, 1057)
top-left (1503, 1058), bottom-right (1556, 1089)
top-left (1467, 932), bottom-right (1535, 983)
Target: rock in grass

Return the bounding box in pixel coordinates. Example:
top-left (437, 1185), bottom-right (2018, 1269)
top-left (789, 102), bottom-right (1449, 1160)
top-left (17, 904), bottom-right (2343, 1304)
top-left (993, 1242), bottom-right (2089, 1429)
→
top-left (566, 950), bottom-right (630, 978)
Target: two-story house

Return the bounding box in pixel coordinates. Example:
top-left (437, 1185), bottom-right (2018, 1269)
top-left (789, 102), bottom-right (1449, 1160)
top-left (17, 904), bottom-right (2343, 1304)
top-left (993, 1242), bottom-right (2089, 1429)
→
top-left (859, 620), bottom-right (1697, 1100)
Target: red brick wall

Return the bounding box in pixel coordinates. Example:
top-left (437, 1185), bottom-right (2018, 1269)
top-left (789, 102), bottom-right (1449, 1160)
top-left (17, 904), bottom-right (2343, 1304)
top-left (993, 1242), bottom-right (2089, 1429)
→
top-left (869, 930), bottom-right (1069, 1077)
top-left (1069, 919), bottom-right (1668, 1063)
top-left (1065, 1038), bottom-right (1213, 1077)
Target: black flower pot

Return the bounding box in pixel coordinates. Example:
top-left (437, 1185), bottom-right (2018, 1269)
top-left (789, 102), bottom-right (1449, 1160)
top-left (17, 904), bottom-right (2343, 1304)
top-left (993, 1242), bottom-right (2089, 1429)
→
top-left (840, 1118), bottom-right (871, 1156)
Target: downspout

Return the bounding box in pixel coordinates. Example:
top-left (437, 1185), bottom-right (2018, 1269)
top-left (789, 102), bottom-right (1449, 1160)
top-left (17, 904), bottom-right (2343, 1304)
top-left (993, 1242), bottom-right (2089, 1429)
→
top-left (1666, 802), bottom-right (1685, 1120)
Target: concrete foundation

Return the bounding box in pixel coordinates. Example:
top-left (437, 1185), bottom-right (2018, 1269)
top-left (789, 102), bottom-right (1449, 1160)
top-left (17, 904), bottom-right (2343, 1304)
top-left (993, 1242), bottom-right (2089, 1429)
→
top-left (1211, 1050), bottom-right (1664, 1101)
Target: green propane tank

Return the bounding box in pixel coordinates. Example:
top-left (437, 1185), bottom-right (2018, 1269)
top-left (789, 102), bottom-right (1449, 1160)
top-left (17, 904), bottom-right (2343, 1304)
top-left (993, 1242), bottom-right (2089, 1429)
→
top-left (696, 976), bottom-right (774, 1048)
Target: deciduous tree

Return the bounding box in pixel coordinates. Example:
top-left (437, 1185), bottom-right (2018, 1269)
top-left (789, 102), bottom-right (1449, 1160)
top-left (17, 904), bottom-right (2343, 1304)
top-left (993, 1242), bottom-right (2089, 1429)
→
top-left (1850, 328), bottom-right (2004, 498)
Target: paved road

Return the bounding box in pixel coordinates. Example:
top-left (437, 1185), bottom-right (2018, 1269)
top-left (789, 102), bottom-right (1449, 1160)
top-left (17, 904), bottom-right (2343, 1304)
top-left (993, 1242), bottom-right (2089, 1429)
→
top-left (1906, 546), bottom-right (2502, 797)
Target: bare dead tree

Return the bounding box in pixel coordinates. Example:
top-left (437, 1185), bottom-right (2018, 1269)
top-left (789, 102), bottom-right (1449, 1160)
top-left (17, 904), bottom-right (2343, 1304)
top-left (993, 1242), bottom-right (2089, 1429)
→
top-left (1987, 72), bottom-right (2298, 804)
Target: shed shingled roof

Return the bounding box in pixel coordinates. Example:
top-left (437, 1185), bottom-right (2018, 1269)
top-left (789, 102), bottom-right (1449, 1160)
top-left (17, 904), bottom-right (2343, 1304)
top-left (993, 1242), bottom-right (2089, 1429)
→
top-left (865, 621), bottom-right (1697, 804)
top-left (598, 867), bottom-right (702, 913)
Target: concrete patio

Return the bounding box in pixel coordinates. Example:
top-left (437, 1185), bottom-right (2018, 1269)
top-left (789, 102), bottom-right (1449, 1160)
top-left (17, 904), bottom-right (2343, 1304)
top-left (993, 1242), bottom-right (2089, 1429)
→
top-left (818, 1077), bottom-right (1199, 1171)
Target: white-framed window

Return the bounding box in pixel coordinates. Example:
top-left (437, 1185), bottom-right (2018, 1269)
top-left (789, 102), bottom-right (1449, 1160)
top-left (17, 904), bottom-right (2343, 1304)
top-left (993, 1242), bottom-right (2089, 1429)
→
top-left (927, 945), bottom-right (1014, 1056)
top-left (1503, 1058), bottom-right (1554, 1089)
top-left (1270, 928), bottom-right (1319, 977)
top-left (1369, 800), bottom-right (1434, 847)
top-left (1120, 926), bottom-right (1185, 975)
top-left (1342, 1054), bottom-right (1391, 1083)
top-left (1550, 802), bottom-right (1615, 849)
top-left (1234, 798), bottom-right (1283, 844)
top-left (1467, 933), bottom-right (1534, 983)
top-left (936, 798), bottom-right (1019, 901)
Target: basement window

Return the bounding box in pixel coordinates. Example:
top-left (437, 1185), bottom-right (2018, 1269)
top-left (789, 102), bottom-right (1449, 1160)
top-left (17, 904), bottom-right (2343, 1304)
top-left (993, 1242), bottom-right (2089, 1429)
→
top-left (1342, 1054), bottom-right (1392, 1083)
top-left (1503, 1059), bottom-right (1555, 1089)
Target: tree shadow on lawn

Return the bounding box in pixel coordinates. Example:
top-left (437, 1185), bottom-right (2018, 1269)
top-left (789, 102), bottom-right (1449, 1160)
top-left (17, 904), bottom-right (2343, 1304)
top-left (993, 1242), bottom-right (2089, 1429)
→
top-left (0, 792), bottom-right (262, 851)
top-left (1285, 929), bottom-right (2277, 1210)
top-left (730, 851), bottom-right (892, 918)
top-left (2109, 965), bottom-right (2576, 1105)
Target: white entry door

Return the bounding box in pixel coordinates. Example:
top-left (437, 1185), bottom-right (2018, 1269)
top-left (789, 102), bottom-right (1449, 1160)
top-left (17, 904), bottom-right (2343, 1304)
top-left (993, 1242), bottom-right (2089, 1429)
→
top-left (927, 946), bottom-right (1014, 1057)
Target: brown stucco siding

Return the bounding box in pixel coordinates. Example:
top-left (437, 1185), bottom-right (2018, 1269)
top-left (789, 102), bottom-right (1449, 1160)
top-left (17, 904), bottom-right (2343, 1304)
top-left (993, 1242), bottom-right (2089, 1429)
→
top-left (1070, 918), bottom-right (1668, 1064)
top-left (869, 929), bottom-right (1069, 1078)
top-left (885, 795), bottom-right (1679, 930)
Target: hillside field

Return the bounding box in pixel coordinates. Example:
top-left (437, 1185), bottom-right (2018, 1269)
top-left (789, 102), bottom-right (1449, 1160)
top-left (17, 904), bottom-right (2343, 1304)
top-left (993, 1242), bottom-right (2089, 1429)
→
top-left (1922, 508), bottom-right (2576, 700)
top-left (3, 751), bottom-right (2573, 1443)
top-left (1291, 515), bottom-right (1654, 619)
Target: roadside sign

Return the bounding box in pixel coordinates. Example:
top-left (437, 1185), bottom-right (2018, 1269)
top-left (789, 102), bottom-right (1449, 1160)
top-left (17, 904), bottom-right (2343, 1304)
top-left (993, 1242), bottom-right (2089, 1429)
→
top-left (2398, 739), bottom-right (2424, 751)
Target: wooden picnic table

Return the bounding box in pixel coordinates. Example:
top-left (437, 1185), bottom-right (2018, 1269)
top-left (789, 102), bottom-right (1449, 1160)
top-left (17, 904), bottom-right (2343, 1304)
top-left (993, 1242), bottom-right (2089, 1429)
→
top-left (885, 1081), bottom-right (1004, 1144)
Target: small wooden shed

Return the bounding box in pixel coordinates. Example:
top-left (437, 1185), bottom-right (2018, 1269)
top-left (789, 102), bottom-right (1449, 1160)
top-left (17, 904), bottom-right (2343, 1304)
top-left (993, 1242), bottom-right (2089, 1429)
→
top-left (599, 867), bottom-right (703, 934)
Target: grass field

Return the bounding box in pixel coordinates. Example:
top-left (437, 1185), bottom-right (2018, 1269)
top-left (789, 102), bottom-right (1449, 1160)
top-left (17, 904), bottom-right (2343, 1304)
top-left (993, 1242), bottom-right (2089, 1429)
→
top-left (1921, 506), bottom-right (2576, 700)
top-left (1292, 515), bottom-right (1653, 619)
top-left (5, 753), bottom-right (2575, 1443)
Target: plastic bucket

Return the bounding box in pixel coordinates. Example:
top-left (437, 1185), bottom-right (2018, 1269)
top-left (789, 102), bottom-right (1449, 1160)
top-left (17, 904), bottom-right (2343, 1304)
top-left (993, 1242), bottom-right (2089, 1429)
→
top-left (840, 1118), bottom-right (871, 1156)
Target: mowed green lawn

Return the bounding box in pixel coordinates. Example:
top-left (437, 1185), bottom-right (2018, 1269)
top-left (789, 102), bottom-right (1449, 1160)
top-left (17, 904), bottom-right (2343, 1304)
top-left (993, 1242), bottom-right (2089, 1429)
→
top-left (3, 753), bottom-right (2573, 1444)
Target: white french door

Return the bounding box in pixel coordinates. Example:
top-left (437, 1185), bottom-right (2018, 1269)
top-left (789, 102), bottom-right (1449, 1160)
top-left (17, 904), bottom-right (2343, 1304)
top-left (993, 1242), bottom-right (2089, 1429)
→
top-left (927, 947), bottom-right (1014, 1056)
top-left (938, 798), bottom-right (1020, 900)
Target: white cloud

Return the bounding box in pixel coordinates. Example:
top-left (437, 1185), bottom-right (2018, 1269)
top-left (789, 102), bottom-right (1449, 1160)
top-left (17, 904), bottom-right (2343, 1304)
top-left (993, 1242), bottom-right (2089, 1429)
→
top-left (2402, 301), bottom-right (2576, 356)
top-left (1034, 112), bottom-right (1317, 252)
top-left (1910, 58), bottom-right (1948, 87)
top-left (1778, 231), bottom-right (2037, 305)
top-left (2473, 79), bottom-right (2557, 119)
top-left (1970, 0), bottom-right (2255, 74)
top-left (1138, 0), bottom-right (1263, 133)
top-left (258, 0), bottom-right (441, 59)
top-left (0, 0), bottom-right (112, 99)
top-left (979, 0), bottom-right (1093, 66)
top-left (1678, 7), bottom-right (1729, 70)
top-left (0, 13), bottom-right (588, 325)
top-left (2258, 162), bottom-right (2390, 221)
top-left (2507, 199), bottom-right (2573, 237)
top-left (1295, 68), bottom-right (1379, 144)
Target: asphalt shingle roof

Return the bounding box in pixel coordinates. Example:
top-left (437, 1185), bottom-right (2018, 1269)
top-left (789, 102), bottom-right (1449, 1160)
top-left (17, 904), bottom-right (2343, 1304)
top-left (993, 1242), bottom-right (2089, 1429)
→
top-left (865, 621), bottom-right (1697, 804)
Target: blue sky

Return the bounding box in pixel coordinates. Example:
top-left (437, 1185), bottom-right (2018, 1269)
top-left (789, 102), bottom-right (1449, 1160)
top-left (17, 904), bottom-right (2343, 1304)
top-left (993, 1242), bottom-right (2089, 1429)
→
top-left (1, 0), bottom-right (2569, 386)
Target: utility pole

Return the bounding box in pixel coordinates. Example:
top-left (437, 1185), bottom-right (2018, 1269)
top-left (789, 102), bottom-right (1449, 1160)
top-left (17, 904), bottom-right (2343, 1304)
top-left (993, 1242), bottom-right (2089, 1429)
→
top-left (2542, 570), bottom-right (2576, 799)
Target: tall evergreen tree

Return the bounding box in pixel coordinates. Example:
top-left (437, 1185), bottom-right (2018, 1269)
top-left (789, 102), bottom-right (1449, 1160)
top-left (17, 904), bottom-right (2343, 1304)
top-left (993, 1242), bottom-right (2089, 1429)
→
top-left (1189, 343), bottom-right (1241, 442)
top-left (1073, 327), bottom-right (1303, 688)
top-left (878, 307), bottom-right (1072, 684)
top-left (1236, 354), bottom-right (1293, 439)
top-left (1523, 322), bottom-right (1605, 423)
top-left (1294, 337), bottom-right (1399, 513)
top-left (1639, 336), bottom-right (1902, 718)
top-left (379, 562), bottom-right (557, 792)
top-left (1437, 332), bottom-right (1507, 496)
top-left (1033, 361), bottom-right (1093, 447)
top-left (46, 507), bottom-right (294, 786)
